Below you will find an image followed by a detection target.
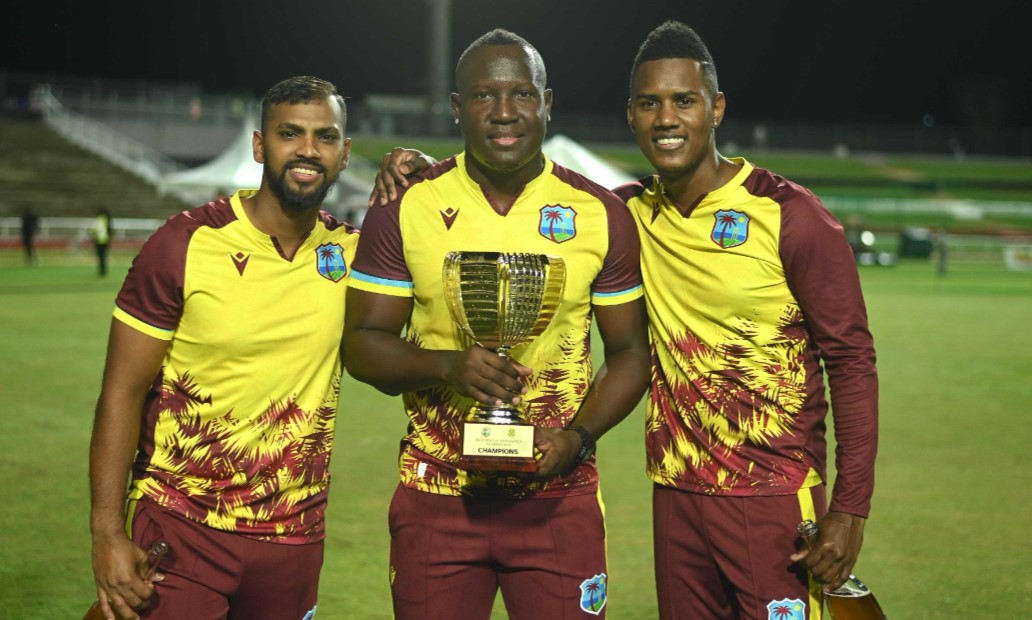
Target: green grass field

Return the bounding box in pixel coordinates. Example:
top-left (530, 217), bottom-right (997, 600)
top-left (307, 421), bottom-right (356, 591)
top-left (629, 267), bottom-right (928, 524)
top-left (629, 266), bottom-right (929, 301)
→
top-left (1, 249), bottom-right (1030, 618)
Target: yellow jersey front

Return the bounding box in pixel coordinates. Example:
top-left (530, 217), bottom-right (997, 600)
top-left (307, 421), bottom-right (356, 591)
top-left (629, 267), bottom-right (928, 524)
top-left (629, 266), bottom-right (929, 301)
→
top-left (114, 191), bottom-right (359, 543)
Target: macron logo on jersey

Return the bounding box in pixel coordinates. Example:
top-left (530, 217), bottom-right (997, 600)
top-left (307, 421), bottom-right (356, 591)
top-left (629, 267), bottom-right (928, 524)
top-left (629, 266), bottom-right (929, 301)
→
top-left (440, 207), bottom-right (459, 230)
top-left (231, 252), bottom-right (250, 276)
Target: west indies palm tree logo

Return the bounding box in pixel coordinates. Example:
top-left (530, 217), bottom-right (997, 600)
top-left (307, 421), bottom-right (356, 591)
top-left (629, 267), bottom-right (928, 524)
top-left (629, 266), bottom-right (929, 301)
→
top-left (315, 243), bottom-right (347, 282)
top-left (578, 573), bottom-right (607, 615)
top-left (711, 209), bottom-right (750, 249)
top-left (766, 598), bottom-right (805, 620)
top-left (539, 205), bottom-right (576, 243)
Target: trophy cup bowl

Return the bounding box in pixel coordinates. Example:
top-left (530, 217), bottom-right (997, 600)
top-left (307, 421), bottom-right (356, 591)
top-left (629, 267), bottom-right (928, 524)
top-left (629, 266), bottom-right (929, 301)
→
top-left (443, 251), bottom-right (566, 472)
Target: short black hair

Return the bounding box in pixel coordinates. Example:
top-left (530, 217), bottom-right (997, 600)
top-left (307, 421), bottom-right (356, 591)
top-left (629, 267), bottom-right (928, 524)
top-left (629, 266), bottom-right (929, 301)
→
top-left (629, 21), bottom-right (718, 96)
top-left (455, 28), bottom-right (547, 90)
top-left (261, 76), bottom-right (346, 132)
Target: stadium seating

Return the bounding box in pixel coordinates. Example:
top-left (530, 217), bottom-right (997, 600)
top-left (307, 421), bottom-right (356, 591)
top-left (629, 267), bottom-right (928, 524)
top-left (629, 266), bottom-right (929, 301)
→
top-left (0, 118), bottom-right (190, 220)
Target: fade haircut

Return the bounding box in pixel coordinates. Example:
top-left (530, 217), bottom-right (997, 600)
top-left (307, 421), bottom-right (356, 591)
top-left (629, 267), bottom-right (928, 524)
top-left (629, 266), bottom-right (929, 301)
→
top-left (260, 76), bottom-right (347, 132)
top-left (630, 21), bottom-right (718, 96)
top-left (455, 29), bottom-right (547, 90)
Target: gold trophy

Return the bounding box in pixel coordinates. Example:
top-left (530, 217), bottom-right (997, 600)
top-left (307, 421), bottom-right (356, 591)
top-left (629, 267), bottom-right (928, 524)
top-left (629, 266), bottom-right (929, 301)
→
top-left (443, 251), bottom-right (566, 472)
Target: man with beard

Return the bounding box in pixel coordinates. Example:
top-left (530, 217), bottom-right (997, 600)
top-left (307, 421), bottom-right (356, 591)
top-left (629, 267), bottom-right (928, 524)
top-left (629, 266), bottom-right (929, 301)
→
top-left (88, 76), bottom-right (358, 620)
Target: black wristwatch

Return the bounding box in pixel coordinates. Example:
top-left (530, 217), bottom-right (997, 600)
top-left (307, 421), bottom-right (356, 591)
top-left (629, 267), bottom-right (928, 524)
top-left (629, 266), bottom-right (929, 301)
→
top-left (569, 424), bottom-right (596, 464)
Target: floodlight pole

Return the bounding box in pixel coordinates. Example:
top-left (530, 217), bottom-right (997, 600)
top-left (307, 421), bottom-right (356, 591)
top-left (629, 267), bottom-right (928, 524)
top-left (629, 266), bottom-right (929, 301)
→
top-left (427, 0), bottom-right (453, 136)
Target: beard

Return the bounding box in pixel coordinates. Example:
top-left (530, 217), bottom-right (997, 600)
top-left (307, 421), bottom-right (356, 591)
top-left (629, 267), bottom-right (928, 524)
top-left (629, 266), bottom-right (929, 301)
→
top-left (266, 159), bottom-right (339, 213)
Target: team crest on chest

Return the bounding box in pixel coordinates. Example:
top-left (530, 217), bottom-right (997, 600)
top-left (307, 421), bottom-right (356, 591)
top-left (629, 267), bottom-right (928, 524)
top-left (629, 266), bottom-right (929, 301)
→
top-left (711, 209), bottom-right (750, 249)
top-left (766, 598), bottom-right (805, 620)
top-left (578, 573), bottom-right (607, 615)
top-left (539, 205), bottom-right (576, 243)
top-left (315, 243), bottom-right (347, 282)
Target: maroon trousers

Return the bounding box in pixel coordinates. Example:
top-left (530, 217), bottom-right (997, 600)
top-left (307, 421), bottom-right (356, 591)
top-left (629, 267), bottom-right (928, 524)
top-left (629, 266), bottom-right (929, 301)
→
top-left (388, 484), bottom-right (610, 619)
top-left (129, 498), bottom-right (323, 620)
top-left (653, 484), bottom-right (826, 620)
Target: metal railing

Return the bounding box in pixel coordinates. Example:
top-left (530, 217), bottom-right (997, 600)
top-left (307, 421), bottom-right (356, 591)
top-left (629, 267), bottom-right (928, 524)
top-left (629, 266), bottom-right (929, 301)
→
top-left (33, 85), bottom-right (188, 186)
top-left (0, 216), bottom-right (164, 242)
top-left (823, 197), bottom-right (1032, 220)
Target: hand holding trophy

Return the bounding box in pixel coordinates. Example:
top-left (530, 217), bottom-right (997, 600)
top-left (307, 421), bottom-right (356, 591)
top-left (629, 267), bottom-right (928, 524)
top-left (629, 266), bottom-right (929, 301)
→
top-left (443, 251), bottom-right (566, 473)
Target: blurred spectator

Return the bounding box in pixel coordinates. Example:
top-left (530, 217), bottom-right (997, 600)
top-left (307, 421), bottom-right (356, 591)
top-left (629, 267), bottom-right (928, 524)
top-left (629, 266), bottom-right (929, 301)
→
top-left (752, 123), bottom-right (768, 149)
top-left (20, 205), bottom-right (39, 265)
top-left (91, 208), bottom-right (113, 276)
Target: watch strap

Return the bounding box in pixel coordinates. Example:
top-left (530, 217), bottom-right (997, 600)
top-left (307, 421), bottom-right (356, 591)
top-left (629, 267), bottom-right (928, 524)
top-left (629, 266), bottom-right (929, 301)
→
top-left (570, 424), bottom-right (596, 464)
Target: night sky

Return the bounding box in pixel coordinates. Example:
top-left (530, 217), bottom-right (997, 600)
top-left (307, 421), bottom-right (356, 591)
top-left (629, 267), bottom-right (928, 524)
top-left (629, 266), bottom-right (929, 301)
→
top-left (5, 0), bottom-right (1027, 129)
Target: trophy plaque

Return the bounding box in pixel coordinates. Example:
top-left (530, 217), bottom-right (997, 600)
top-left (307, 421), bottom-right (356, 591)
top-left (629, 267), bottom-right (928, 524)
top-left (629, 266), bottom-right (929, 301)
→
top-left (443, 251), bottom-right (566, 472)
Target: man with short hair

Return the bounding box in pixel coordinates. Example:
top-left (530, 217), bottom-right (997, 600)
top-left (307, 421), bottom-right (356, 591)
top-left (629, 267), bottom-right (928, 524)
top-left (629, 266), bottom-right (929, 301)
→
top-left (619, 21), bottom-right (878, 620)
top-left (89, 75), bottom-right (358, 620)
top-left (343, 29), bottom-right (650, 619)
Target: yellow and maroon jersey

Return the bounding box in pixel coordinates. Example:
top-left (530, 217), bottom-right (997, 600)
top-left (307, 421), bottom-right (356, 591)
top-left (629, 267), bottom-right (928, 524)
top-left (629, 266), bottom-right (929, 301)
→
top-left (114, 190), bottom-right (359, 543)
top-left (616, 159), bottom-right (877, 516)
top-left (351, 153), bottom-right (642, 498)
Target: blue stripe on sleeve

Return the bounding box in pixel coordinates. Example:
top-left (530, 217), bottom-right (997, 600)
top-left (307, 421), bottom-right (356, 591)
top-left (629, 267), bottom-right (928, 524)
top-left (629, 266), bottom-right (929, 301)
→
top-left (350, 270), bottom-right (415, 289)
top-left (593, 284), bottom-right (643, 298)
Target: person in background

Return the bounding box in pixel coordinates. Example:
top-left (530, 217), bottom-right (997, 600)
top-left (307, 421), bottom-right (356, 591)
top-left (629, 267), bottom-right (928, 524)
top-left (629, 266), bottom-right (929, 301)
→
top-left (343, 29), bottom-right (650, 619)
top-left (91, 208), bottom-right (113, 276)
top-left (88, 75), bottom-right (358, 620)
top-left (21, 205), bottom-right (39, 265)
top-left (371, 20), bottom-right (879, 620)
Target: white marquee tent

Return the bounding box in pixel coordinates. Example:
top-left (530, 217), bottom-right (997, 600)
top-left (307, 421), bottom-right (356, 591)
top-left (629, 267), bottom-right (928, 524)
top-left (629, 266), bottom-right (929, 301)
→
top-left (542, 134), bottom-right (638, 190)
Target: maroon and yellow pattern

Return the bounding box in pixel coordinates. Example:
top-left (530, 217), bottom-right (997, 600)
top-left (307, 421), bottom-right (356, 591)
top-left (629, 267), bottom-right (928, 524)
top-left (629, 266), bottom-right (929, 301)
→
top-left (617, 160), bottom-right (877, 515)
top-left (116, 191), bottom-right (359, 542)
top-left (351, 154), bottom-right (643, 498)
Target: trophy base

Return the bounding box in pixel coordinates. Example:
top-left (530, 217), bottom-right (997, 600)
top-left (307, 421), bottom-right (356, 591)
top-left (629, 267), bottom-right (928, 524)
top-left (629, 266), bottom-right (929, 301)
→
top-left (458, 454), bottom-right (539, 473)
top-left (459, 412), bottom-right (537, 473)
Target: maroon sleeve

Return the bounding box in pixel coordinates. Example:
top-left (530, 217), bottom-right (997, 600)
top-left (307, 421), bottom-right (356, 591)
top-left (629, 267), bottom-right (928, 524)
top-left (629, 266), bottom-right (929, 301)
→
top-left (116, 200), bottom-right (237, 332)
top-left (595, 191), bottom-right (643, 295)
top-left (350, 189), bottom-right (409, 282)
top-left (780, 187), bottom-right (878, 517)
top-left (114, 213), bottom-right (195, 331)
